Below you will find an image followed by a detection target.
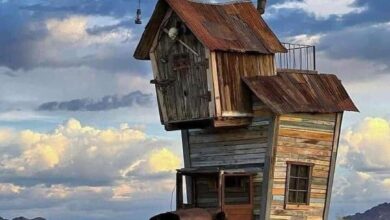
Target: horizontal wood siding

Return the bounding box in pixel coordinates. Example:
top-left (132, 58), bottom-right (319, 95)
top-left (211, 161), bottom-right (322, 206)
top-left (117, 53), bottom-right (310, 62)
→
top-left (269, 113), bottom-right (338, 220)
top-left (215, 52), bottom-right (276, 117)
top-left (188, 123), bottom-right (270, 167)
top-left (188, 115), bottom-right (273, 218)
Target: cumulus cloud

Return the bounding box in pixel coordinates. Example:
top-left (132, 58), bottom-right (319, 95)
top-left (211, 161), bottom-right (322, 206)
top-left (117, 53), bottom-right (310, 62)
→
top-left (0, 118), bottom-right (181, 219)
top-left (332, 117), bottom-right (390, 208)
top-left (37, 91), bottom-right (153, 112)
top-left (339, 117), bottom-right (390, 172)
top-left (0, 118), bottom-right (181, 187)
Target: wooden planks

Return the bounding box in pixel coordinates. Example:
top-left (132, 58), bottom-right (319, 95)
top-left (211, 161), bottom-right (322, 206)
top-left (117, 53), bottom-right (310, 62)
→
top-left (215, 52), bottom-right (276, 118)
top-left (268, 113), bottom-right (338, 220)
top-left (187, 116), bottom-right (273, 219)
top-left (188, 123), bottom-right (269, 167)
top-left (154, 13), bottom-right (210, 123)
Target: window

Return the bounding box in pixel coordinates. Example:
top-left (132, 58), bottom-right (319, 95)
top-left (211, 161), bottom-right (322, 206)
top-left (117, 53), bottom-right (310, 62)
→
top-left (286, 163), bottom-right (313, 205)
top-left (224, 175), bottom-right (251, 205)
top-left (194, 176), bottom-right (219, 208)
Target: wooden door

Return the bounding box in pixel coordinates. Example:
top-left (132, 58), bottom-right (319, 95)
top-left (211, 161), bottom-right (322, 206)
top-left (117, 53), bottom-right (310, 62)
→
top-left (154, 14), bottom-right (210, 123)
top-left (222, 174), bottom-right (253, 220)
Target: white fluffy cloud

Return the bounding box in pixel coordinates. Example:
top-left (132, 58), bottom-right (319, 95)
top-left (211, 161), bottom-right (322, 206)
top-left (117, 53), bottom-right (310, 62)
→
top-left (333, 117), bottom-right (390, 206)
top-left (339, 117), bottom-right (390, 171)
top-left (0, 118), bottom-right (181, 206)
top-left (271, 0), bottom-right (365, 19)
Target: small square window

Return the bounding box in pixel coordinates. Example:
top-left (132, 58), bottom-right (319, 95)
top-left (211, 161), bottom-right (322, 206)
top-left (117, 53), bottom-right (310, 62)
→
top-left (286, 163), bottom-right (313, 205)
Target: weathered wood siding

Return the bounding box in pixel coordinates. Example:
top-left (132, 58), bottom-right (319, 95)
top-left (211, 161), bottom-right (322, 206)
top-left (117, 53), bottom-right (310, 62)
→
top-left (269, 113), bottom-right (340, 220)
top-left (185, 109), bottom-right (273, 219)
top-left (188, 124), bottom-right (269, 168)
top-left (152, 13), bottom-right (210, 123)
top-left (214, 52), bottom-right (276, 117)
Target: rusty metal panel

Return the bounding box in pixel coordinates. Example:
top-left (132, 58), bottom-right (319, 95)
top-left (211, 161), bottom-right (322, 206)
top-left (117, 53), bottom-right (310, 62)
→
top-left (134, 0), bottom-right (287, 60)
top-left (242, 72), bottom-right (359, 114)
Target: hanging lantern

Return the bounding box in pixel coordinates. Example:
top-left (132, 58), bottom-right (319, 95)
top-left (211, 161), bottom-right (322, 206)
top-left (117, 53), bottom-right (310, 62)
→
top-left (135, 0), bottom-right (142, 24)
top-left (135, 9), bottom-right (142, 24)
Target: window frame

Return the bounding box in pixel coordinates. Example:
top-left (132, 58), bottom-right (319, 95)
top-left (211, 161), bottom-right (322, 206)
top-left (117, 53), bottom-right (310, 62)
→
top-left (284, 161), bottom-right (314, 208)
top-left (222, 174), bottom-right (253, 206)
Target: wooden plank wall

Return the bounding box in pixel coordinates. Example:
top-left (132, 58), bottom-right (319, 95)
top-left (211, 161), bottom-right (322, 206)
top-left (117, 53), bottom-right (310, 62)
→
top-left (154, 13), bottom-right (210, 122)
top-left (269, 113), bottom-right (338, 220)
top-left (186, 101), bottom-right (274, 219)
top-left (215, 52), bottom-right (276, 117)
top-left (188, 123), bottom-right (269, 168)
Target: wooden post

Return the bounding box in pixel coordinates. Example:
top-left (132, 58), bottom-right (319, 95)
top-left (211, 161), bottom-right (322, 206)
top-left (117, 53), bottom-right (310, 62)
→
top-left (176, 172), bottom-right (183, 210)
top-left (181, 130), bottom-right (192, 204)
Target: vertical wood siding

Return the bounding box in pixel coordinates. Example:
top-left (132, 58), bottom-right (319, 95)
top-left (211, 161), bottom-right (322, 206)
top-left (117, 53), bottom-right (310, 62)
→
top-left (269, 113), bottom-right (339, 220)
top-left (215, 52), bottom-right (276, 116)
top-left (154, 13), bottom-right (210, 122)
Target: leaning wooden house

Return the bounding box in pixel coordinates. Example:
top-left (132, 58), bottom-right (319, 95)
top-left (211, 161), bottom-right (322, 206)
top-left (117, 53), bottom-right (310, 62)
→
top-left (134, 0), bottom-right (358, 220)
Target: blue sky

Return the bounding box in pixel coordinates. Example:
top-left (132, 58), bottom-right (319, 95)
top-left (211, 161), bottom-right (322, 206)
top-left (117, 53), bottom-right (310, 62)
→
top-left (0, 0), bottom-right (390, 219)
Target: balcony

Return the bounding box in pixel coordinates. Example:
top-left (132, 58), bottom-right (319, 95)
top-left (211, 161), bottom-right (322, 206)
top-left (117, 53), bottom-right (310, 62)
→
top-left (276, 43), bottom-right (316, 72)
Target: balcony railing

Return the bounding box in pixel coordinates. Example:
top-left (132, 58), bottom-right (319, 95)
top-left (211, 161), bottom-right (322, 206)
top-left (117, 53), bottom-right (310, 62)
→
top-left (276, 43), bottom-right (316, 71)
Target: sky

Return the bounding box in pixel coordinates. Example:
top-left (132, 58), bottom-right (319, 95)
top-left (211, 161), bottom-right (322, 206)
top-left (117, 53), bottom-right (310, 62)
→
top-left (0, 0), bottom-right (389, 219)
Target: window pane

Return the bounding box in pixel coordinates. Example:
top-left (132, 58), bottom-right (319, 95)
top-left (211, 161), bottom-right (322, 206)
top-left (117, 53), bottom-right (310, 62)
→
top-left (297, 192), bottom-right (307, 204)
top-left (290, 165), bottom-right (298, 177)
top-left (195, 176), bottom-right (219, 208)
top-left (298, 165), bottom-right (309, 177)
top-left (287, 164), bottom-right (312, 205)
top-left (224, 176), bottom-right (250, 205)
top-left (289, 178), bottom-right (298, 190)
top-left (288, 190), bottom-right (297, 203)
top-left (298, 179), bottom-right (308, 190)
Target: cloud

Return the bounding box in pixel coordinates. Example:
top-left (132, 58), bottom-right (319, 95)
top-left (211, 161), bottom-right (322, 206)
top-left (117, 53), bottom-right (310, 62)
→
top-left (0, 118), bottom-right (181, 219)
top-left (330, 117), bottom-right (390, 218)
top-left (37, 91), bottom-right (153, 112)
top-left (0, 118), bottom-right (181, 187)
top-left (271, 0), bottom-right (365, 19)
top-left (148, 149), bottom-right (181, 173)
top-left (319, 22), bottom-right (390, 69)
top-left (339, 117), bottom-right (390, 172)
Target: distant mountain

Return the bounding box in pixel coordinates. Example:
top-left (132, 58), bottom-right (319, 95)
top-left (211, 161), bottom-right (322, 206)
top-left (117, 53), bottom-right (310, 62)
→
top-left (343, 203), bottom-right (390, 220)
top-left (0, 217), bottom-right (46, 220)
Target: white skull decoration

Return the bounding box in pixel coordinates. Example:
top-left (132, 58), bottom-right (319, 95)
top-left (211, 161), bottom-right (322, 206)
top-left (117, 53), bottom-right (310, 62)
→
top-left (168, 27), bottom-right (179, 40)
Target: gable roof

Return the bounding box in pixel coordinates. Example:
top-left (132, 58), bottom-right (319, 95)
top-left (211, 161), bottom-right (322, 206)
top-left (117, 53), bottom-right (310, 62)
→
top-left (243, 72), bottom-right (359, 114)
top-left (134, 0), bottom-right (287, 60)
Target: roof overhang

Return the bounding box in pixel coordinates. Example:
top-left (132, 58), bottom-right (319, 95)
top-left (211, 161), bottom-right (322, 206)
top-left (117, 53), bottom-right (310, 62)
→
top-left (243, 72), bottom-right (359, 114)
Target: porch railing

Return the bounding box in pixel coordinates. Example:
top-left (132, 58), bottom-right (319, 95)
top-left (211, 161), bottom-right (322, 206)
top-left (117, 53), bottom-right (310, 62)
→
top-left (276, 43), bottom-right (316, 71)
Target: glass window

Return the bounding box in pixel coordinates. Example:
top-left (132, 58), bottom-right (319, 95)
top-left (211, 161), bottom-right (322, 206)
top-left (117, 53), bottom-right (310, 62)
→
top-left (286, 163), bottom-right (312, 205)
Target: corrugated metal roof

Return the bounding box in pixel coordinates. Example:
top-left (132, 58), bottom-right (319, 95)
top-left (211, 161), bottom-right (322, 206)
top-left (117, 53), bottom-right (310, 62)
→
top-left (134, 0), bottom-right (287, 60)
top-left (243, 72), bottom-right (359, 114)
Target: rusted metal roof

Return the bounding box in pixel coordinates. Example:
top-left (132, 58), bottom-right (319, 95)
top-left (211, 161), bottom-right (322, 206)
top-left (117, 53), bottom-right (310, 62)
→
top-left (134, 0), bottom-right (287, 60)
top-left (243, 72), bottom-right (359, 114)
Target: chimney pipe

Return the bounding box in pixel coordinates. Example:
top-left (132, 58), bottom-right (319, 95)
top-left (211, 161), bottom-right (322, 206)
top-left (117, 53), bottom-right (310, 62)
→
top-left (257, 0), bottom-right (267, 15)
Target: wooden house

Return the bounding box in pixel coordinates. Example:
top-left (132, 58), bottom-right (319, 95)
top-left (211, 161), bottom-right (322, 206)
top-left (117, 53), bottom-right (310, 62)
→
top-left (134, 1), bottom-right (358, 220)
